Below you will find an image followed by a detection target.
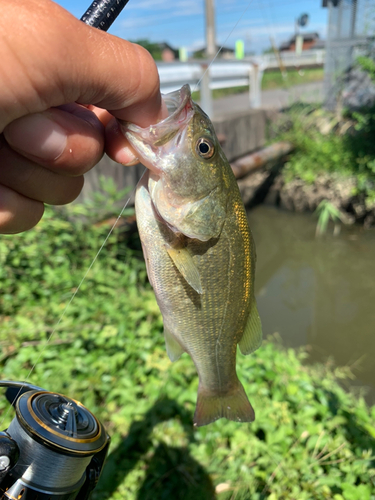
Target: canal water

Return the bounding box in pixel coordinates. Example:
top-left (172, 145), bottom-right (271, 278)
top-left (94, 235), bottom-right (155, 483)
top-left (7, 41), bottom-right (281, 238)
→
top-left (248, 205), bottom-right (375, 403)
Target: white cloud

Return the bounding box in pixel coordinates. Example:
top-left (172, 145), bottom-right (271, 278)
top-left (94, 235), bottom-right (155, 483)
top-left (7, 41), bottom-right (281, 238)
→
top-left (218, 21), bottom-right (327, 43)
top-left (125, 0), bottom-right (170, 9)
top-left (120, 0), bottom-right (203, 28)
top-left (186, 38), bottom-right (206, 51)
top-left (112, 0), bottom-right (328, 54)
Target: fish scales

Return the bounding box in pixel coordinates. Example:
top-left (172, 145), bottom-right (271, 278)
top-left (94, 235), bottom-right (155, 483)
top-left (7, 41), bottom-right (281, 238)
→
top-left (124, 84), bottom-right (262, 426)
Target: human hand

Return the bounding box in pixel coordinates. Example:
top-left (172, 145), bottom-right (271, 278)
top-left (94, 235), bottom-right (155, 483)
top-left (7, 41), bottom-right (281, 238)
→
top-left (0, 0), bottom-right (166, 234)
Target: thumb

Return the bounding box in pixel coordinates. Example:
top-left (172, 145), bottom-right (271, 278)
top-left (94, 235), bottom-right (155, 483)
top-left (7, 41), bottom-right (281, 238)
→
top-left (0, 0), bottom-right (165, 130)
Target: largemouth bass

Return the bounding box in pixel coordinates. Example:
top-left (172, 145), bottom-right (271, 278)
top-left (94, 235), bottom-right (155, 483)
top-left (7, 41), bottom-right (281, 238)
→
top-left (123, 84), bottom-right (262, 427)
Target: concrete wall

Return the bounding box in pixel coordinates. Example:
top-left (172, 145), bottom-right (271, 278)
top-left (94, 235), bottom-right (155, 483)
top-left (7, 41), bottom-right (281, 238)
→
top-left (213, 109), bottom-right (267, 162)
top-left (77, 108), bottom-right (268, 202)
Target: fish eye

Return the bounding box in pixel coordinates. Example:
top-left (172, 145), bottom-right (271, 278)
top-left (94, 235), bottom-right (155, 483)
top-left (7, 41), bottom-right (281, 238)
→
top-left (196, 138), bottom-right (215, 159)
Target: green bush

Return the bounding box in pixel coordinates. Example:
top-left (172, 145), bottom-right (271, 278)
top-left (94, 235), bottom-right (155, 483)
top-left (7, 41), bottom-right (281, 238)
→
top-left (274, 104), bottom-right (375, 209)
top-left (0, 200), bottom-right (374, 499)
top-left (274, 57), bottom-right (375, 204)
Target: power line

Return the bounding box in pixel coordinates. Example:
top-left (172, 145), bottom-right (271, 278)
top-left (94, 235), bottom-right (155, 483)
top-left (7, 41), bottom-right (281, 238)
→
top-left (112, 0), bottom-right (319, 32)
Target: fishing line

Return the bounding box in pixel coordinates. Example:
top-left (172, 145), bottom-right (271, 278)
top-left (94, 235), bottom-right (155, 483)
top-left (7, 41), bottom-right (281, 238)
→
top-left (2, 0), bottom-right (261, 424)
top-left (123, 0), bottom-right (311, 32)
top-left (38, 0), bottom-right (255, 384)
top-left (0, 0), bottom-right (133, 427)
top-left (23, 190), bottom-right (137, 374)
top-left (0, 180), bottom-right (141, 428)
top-left (194, 0), bottom-right (256, 92)
top-left (258, 0), bottom-right (276, 41)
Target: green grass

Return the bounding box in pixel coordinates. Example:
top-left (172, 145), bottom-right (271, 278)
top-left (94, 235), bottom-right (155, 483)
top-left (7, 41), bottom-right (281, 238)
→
top-left (262, 68), bottom-right (324, 90)
top-left (272, 103), bottom-right (375, 204)
top-left (1, 193), bottom-right (374, 499)
top-left (191, 68), bottom-right (324, 101)
top-left (270, 57), bottom-right (375, 206)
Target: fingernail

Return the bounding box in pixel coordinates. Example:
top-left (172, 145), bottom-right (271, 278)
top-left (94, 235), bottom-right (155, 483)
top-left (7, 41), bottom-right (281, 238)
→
top-left (5, 113), bottom-right (67, 161)
top-left (113, 146), bottom-right (140, 166)
top-left (123, 157), bottom-right (141, 167)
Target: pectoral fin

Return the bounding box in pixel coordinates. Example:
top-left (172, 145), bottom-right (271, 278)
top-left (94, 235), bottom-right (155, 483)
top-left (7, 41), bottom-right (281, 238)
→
top-left (164, 326), bottom-right (185, 362)
top-left (238, 297), bottom-right (262, 355)
top-left (166, 246), bottom-right (203, 294)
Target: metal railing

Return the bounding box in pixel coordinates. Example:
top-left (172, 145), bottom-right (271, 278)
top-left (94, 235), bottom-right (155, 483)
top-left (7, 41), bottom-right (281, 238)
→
top-left (324, 0), bottom-right (375, 108)
top-left (260, 49), bottom-right (325, 69)
top-left (157, 49), bottom-right (326, 114)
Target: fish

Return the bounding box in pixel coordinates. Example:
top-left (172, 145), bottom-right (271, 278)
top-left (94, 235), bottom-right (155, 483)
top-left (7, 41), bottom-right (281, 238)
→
top-left (122, 84), bottom-right (262, 427)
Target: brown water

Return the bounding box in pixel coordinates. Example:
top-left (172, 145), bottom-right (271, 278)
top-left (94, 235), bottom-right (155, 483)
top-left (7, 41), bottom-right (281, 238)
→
top-left (248, 205), bottom-right (375, 403)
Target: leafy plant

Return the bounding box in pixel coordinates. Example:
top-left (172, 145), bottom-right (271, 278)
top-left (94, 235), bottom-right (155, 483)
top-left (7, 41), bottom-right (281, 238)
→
top-left (273, 103), bottom-right (375, 206)
top-left (1, 196), bottom-right (374, 499)
top-left (357, 55), bottom-right (375, 82)
top-left (274, 53), bottom-right (375, 211)
top-left (315, 200), bottom-right (345, 237)
top-left (60, 175), bottom-right (134, 222)
top-left (130, 39), bottom-right (164, 61)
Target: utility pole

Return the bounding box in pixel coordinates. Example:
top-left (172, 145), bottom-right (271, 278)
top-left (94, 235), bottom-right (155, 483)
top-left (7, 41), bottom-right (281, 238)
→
top-left (350, 0), bottom-right (358, 38)
top-left (201, 0), bottom-right (216, 117)
top-left (205, 0), bottom-right (216, 59)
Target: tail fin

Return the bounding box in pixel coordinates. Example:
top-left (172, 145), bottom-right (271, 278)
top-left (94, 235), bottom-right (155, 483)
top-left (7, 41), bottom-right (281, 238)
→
top-left (194, 380), bottom-right (255, 427)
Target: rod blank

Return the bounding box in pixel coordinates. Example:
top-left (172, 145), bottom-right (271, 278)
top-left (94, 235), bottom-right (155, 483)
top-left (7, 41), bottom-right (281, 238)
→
top-left (80, 0), bottom-right (130, 31)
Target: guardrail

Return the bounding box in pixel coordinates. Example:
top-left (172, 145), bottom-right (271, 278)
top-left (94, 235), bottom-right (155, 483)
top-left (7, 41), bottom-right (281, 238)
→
top-left (261, 49), bottom-right (325, 69)
top-left (157, 49), bottom-right (325, 114)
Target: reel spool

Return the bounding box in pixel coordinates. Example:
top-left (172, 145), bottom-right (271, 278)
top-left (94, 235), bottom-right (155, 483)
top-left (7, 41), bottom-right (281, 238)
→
top-left (0, 381), bottom-right (109, 500)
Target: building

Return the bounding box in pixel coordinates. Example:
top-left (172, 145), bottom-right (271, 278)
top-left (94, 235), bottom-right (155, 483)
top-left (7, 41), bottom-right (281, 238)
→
top-left (279, 32), bottom-right (325, 51)
top-left (157, 42), bottom-right (179, 62)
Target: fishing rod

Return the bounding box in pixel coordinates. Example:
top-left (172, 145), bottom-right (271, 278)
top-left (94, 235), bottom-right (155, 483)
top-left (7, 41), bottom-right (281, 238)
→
top-left (80, 0), bottom-right (130, 31)
top-left (0, 2), bottom-right (130, 498)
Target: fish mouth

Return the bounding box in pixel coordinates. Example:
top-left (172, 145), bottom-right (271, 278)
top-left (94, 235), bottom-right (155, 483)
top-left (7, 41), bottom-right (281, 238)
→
top-left (121, 85), bottom-right (195, 173)
top-left (162, 84), bottom-right (193, 124)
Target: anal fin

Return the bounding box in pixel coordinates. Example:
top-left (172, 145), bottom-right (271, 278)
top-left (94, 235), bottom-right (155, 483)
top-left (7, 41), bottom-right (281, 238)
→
top-left (166, 246), bottom-right (203, 294)
top-left (164, 326), bottom-right (185, 362)
top-left (238, 296), bottom-right (262, 355)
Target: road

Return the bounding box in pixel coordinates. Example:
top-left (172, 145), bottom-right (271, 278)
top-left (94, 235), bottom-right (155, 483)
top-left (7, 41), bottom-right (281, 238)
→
top-left (212, 81), bottom-right (324, 117)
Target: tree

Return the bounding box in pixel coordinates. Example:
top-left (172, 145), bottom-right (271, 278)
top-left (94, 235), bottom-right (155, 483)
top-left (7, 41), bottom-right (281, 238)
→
top-left (130, 39), bottom-right (163, 60)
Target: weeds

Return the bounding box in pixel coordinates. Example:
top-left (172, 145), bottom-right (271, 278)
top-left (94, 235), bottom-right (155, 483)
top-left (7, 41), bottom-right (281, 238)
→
top-left (315, 200), bottom-right (346, 236)
top-left (274, 56), bottom-right (375, 209)
top-left (0, 191), bottom-right (374, 499)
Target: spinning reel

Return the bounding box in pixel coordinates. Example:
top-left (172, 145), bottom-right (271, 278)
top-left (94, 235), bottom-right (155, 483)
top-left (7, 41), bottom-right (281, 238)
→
top-left (0, 381), bottom-right (109, 499)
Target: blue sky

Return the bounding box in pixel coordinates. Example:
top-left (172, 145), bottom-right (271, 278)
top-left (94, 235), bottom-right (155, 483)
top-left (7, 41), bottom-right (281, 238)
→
top-left (55, 0), bottom-right (328, 54)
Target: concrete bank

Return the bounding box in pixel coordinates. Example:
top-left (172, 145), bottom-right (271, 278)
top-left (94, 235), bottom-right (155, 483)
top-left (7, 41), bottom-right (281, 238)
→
top-left (238, 167), bottom-right (375, 229)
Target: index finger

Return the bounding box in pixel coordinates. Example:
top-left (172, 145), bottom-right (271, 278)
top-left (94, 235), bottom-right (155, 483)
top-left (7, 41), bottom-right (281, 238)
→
top-left (0, 0), bottom-right (165, 130)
